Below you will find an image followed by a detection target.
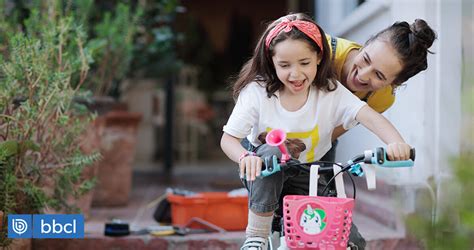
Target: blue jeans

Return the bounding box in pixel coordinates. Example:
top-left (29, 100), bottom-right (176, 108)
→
top-left (240, 141), bottom-right (309, 213)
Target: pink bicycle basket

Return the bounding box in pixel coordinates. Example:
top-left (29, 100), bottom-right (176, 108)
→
top-left (283, 195), bottom-right (354, 249)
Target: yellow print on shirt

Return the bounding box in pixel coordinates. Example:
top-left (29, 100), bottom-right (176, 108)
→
top-left (266, 125), bottom-right (319, 162)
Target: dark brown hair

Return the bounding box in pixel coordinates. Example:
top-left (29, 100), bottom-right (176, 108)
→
top-left (231, 13), bottom-right (336, 100)
top-left (366, 19), bottom-right (437, 86)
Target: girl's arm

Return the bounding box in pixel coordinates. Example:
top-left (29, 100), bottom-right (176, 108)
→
top-left (355, 105), bottom-right (411, 161)
top-left (220, 132), bottom-right (262, 180)
top-left (220, 132), bottom-right (247, 163)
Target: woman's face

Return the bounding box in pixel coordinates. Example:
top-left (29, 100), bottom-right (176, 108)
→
top-left (346, 39), bottom-right (403, 92)
top-left (272, 39), bottom-right (320, 96)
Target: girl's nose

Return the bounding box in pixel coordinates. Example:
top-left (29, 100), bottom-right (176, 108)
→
top-left (289, 67), bottom-right (301, 79)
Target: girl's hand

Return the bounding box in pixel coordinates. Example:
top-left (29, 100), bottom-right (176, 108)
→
top-left (239, 155), bottom-right (263, 181)
top-left (386, 142), bottom-right (412, 161)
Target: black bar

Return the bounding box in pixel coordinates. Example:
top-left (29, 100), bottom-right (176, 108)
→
top-left (163, 76), bottom-right (174, 175)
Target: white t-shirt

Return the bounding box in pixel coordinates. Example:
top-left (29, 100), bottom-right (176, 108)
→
top-left (223, 81), bottom-right (366, 162)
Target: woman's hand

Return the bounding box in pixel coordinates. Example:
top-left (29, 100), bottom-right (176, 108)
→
top-left (386, 142), bottom-right (412, 161)
top-left (239, 155), bottom-right (263, 181)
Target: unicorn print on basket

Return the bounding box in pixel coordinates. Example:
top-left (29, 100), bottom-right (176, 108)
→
top-left (300, 204), bottom-right (327, 234)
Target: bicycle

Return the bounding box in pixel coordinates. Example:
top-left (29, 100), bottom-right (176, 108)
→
top-left (256, 129), bottom-right (415, 250)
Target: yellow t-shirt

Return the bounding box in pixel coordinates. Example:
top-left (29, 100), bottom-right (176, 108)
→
top-left (326, 35), bottom-right (395, 113)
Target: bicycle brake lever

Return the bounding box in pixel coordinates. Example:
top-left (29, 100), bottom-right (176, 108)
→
top-left (365, 147), bottom-right (415, 168)
top-left (260, 155), bottom-right (282, 178)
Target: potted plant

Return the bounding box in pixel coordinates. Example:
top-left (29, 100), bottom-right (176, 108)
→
top-left (77, 2), bottom-right (144, 206)
top-left (0, 9), bottom-right (99, 249)
top-left (15, 0), bottom-right (145, 207)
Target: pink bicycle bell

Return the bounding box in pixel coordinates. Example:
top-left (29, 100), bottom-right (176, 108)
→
top-left (265, 129), bottom-right (291, 163)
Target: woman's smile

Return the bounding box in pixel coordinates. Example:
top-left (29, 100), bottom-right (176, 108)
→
top-left (349, 69), bottom-right (370, 91)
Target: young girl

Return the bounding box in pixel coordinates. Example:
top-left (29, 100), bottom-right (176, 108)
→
top-left (220, 13), bottom-right (412, 249)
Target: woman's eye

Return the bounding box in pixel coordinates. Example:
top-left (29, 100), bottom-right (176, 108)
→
top-left (301, 62), bottom-right (310, 66)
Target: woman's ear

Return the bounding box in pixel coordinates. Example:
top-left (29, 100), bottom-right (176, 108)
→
top-left (317, 55), bottom-right (322, 65)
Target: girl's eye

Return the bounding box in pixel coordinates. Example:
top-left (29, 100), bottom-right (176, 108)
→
top-left (279, 64), bottom-right (289, 68)
top-left (364, 57), bottom-right (370, 64)
top-left (301, 62), bottom-right (310, 66)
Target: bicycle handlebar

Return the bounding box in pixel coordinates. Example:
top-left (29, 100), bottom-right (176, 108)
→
top-left (364, 147), bottom-right (415, 167)
top-left (259, 147), bottom-right (415, 178)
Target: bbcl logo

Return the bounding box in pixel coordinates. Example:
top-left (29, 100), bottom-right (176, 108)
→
top-left (9, 215), bottom-right (31, 238)
top-left (8, 214), bottom-right (84, 238)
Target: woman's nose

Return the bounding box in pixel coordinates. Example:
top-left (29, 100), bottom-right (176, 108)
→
top-left (358, 66), bottom-right (371, 83)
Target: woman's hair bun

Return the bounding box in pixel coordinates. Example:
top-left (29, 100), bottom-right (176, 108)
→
top-left (410, 19), bottom-right (437, 49)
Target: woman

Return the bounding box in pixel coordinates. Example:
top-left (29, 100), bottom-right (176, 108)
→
top-left (322, 19), bottom-right (437, 161)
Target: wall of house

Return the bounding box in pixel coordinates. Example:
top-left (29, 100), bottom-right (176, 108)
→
top-left (315, 0), bottom-right (462, 189)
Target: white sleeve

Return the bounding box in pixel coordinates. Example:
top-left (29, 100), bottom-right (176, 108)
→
top-left (222, 84), bottom-right (260, 138)
top-left (333, 82), bottom-right (367, 130)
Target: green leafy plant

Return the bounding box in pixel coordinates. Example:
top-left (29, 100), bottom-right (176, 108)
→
top-left (85, 2), bottom-right (143, 98)
top-left (406, 151), bottom-right (474, 249)
top-left (130, 0), bottom-right (182, 79)
top-left (0, 8), bottom-right (100, 247)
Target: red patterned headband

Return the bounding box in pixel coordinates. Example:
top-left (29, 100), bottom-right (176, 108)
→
top-left (265, 18), bottom-right (323, 53)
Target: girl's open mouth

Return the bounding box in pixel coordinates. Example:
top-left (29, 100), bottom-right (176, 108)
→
top-left (290, 80), bottom-right (305, 91)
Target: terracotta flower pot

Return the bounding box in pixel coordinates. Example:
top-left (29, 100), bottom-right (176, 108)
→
top-left (75, 118), bottom-right (103, 217)
top-left (92, 110), bottom-right (141, 206)
top-left (38, 119), bottom-right (103, 218)
top-left (8, 239), bottom-right (32, 250)
top-left (0, 210), bottom-right (3, 232)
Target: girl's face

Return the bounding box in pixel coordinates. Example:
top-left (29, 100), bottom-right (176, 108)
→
top-left (346, 39), bottom-right (403, 92)
top-left (272, 39), bottom-right (320, 96)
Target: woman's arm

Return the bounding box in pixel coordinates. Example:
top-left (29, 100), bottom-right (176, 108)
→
top-left (331, 125), bottom-right (348, 141)
top-left (355, 105), bottom-right (411, 161)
